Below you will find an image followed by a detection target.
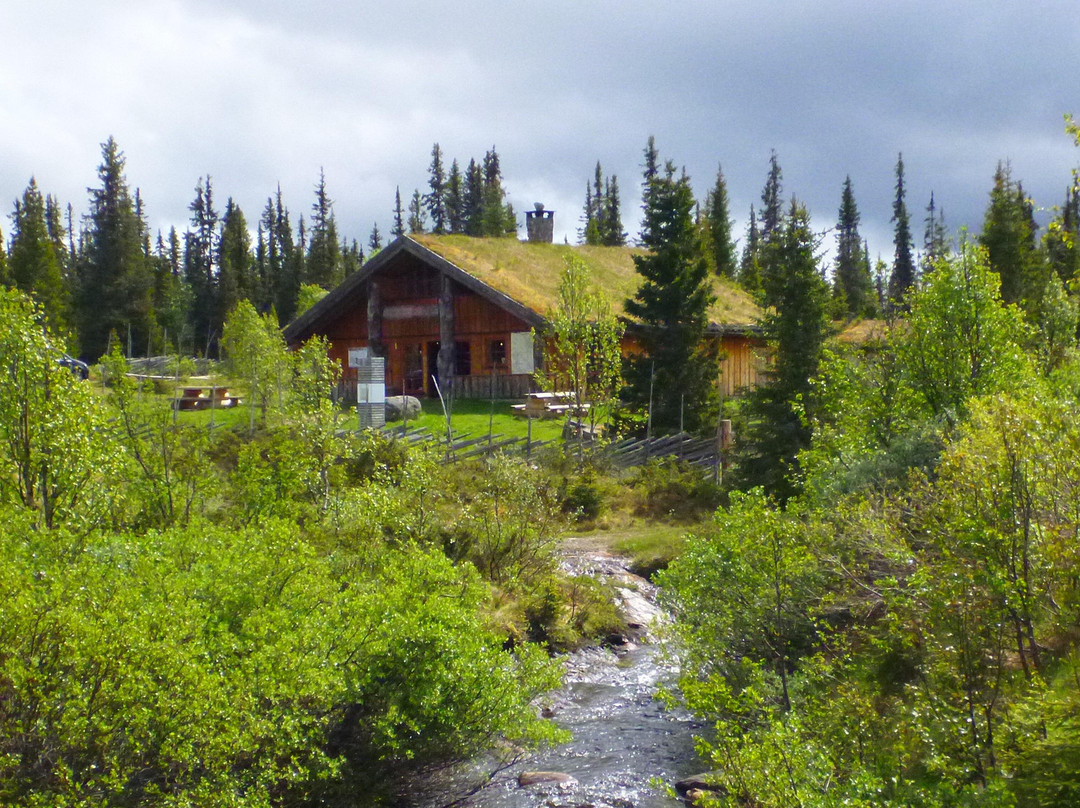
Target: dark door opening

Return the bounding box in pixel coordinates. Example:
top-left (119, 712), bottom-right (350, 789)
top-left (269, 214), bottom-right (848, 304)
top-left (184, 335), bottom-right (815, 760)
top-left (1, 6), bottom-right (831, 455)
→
top-left (426, 340), bottom-right (440, 396)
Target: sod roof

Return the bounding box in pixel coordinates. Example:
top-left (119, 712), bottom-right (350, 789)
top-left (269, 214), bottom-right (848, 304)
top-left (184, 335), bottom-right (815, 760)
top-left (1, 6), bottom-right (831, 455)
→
top-left (412, 234), bottom-right (761, 328)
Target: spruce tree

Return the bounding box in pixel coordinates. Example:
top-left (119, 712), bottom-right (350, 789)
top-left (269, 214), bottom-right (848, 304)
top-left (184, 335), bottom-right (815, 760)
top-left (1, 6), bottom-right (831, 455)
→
top-left (259, 187), bottom-right (298, 325)
top-left (623, 159), bottom-right (718, 434)
top-left (979, 162), bottom-right (1040, 306)
top-left (922, 191), bottom-right (948, 275)
top-left (592, 162), bottom-right (607, 241)
top-left (739, 205), bottom-right (762, 294)
top-left (408, 189), bottom-right (426, 234)
top-left (425, 143), bottom-right (448, 234)
top-left (217, 198), bottom-right (252, 331)
top-left (1046, 187), bottom-right (1080, 285)
top-left (758, 151), bottom-right (785, 306)
top-left (581, 181), bottom-right (598, 244)
top-left (445, 159), bottom-right (465, 234)
top-left (368, 222), bottom-right (382, 252)
top-left (463, 159), bottom-right (484, 236)
top-left (391, 187), bottom-right (405, 238)
top-left (833, 176), bottom-right (874, 317)
top-left (732, 200), bottom-right (828, 503)
top-left (8, 178), bottom-right (70, 333)
top-left (184, 176), bottom-right (219, 353)
top-left (602, 176), bottom-right (626, 246)
top-left (306, 170), bottom-right (342, 289)
top-left (480, 147), bottom-right (516, 237)
top-left (342, 238), bottom-right (363, 277)
top-left (888, 153), bottom-right (916, 306)
top-left (705, 164), bottom-right (736, 278)
top-left (76, 138), bottom-right (156, 360)
top-left (638, 136), bottom-right (660, 241)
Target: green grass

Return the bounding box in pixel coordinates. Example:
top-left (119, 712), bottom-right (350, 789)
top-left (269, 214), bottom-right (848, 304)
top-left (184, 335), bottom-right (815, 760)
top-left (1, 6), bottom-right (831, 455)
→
top-left (395, 397), bottom-right (567, 444)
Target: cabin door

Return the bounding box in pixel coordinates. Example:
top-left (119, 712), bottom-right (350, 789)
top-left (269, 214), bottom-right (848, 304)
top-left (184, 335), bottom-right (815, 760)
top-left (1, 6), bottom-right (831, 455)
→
top-left (425, 340), bottom-right (440, 397)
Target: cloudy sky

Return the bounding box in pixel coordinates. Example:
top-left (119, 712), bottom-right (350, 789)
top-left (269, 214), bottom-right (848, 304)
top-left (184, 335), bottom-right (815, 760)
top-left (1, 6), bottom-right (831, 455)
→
top-left (3, 0), bottom-right (1078, 266)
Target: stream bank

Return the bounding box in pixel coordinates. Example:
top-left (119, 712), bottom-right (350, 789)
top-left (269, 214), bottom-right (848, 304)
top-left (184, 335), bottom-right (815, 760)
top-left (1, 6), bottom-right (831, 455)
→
top-left (410, 542), bottom-right (705, 808)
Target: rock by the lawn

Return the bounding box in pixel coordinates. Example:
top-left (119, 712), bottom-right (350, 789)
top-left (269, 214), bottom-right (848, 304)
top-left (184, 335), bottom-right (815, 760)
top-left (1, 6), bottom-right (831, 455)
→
top-left (384, 395), bottom-right (421, 422)
top-left (517, 771), bottom-right (577, 787)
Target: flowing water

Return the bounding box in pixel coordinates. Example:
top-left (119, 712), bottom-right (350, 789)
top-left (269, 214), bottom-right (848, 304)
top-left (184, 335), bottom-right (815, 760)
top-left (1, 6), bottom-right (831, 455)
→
top-left (411, 547), bottom-right (705, 808)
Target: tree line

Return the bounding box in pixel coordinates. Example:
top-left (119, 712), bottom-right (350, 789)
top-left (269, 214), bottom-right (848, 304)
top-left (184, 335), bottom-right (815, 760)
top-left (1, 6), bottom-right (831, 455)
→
top-left (0, 138), bottom-right (366, 362)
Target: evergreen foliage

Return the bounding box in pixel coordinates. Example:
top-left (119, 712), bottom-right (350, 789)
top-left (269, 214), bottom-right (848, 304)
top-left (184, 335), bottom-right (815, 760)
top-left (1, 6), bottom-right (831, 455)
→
top-left (833, 176), bottom-right (875, 317)
top-left (581, 163), bottom-right (626, 246)
top-left (75, 138), bottom-right (157, 361)
top-left (623, 150), bottom-right (718, 435)
top-left (425, 142), bottom-right (448, 234)
top-left (705, 164), bottom-right (736, 278)
top-left (391, 186), bottom-right (405, 238)
top-left (305, 169), bottom-right (343, 289)
top-left (407, 188), bottom-right (426, 234)
top-left (7, 178), bottom-right (70, 334)
top-left (888, 153), bottom-right (917, 306)
top-left (732, 200), bottom-right (829, 502)
top-left (979, 161), bottom-right (1041, 307)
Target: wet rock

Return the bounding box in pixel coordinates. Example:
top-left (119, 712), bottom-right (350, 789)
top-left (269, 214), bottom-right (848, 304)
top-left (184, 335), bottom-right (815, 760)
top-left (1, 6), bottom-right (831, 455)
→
top-left (674, 773), bottom-right (724, 797)
top-left (518, 771), bottom-right (578, 787)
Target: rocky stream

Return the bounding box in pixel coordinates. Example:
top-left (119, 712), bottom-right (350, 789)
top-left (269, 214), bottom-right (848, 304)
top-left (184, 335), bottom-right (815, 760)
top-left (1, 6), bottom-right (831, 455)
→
top-left (412, 541), bottom-right (708, 808)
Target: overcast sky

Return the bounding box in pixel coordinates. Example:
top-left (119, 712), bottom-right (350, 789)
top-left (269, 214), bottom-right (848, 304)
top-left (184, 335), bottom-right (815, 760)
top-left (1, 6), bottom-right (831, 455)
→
top-left (3, 0), bottom-right (1078, 268)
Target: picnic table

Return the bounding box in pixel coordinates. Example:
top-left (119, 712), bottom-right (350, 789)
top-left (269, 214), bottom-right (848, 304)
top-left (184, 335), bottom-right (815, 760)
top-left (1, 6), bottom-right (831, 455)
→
top-left (511, 391), bottom-right (590, 419)
top-left (174, 385), bottom-right (242, 411)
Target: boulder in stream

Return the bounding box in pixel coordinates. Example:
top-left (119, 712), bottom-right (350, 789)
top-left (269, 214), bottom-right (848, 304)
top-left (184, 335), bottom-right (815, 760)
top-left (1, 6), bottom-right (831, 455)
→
top-left (517, 770), bottom-right (577, 787)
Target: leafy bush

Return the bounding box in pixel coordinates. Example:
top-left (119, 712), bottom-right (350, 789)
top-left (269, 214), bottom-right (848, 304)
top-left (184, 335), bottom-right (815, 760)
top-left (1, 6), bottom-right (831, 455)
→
top-left (0, 515), bottom-right (563, 806)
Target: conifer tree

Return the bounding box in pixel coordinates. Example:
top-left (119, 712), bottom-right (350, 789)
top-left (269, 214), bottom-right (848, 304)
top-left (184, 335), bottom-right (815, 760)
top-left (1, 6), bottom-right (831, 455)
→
top-left (216, 198), bottom-right (253, 333)
top-left (445, 159), bottom-right (465, 234)
top-left (739, 206), bottom-right (762, 294)
top-left (979, 162), bottom-right (1041, 306)
top-left (7, 179), bottom-right (69, 334)
top-left (833, 176), bottom-right (874, 317)
top-left (758, 151), bottom-right (786, 306)
top-left (0, 223), bottom-right (7, 285)
top-left (305, 169), bottom-right (342, 289)
top-left (480, 147), bottom-right (516, 236)
top-left (922, 191), bottom-right (948, 275)
top-left (732, 200), bottom-right (828, 503)
top-left (259, 187), bottom-right (298, 325)
top-left (1046, 187), bottom-right (1079, 285)
top-left (581, 181), bottom-right (598, 244)
top-left (623, 157), bottom-right (718, 434)
top-left (604, 176), bottom-right (626, 246)
top-left (592, 162), bottom-right (606, 241)
top-left (391, 187), bottom-right (405, 238)
top-left (425, 143), bottom-right (448, 234)
top-left (408, 189), bottom-right (426, 234)
top-left (888, 153), bottom-right (917, 306)
top-left (342, 238), bottom-right (363, 277)
top-left (184, 176), bottom-right (219, 353)
top-left (76, 138), bottom-right (156, 360)
top-left (368, 222), bottom-right (382, 253)
top-left (44, 194), bottom-right (70, 283)
top-left (464, 159), bottom-right (484, 236)
top-left (705, 164), bottom-right (736, 278)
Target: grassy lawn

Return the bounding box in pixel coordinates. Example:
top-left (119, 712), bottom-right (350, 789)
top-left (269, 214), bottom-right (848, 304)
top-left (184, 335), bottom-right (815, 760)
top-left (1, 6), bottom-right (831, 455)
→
top-left (393, 397), bottom-right (567, 444)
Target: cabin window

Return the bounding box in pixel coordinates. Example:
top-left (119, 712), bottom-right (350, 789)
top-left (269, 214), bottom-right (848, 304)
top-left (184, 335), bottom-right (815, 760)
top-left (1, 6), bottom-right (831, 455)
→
top-left (455, 340), bottom-right (472, 376)
top-left (488, 339), bottom-right (507, 370)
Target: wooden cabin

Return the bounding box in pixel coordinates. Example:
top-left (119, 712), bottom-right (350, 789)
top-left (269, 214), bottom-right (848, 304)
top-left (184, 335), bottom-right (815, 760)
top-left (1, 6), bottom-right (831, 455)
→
top-left (283, 235), bottom-right (766, 401)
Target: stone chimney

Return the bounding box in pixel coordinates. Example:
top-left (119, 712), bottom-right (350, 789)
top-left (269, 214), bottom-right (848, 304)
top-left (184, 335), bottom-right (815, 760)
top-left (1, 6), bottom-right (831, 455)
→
top-left (525, 202), bottom-right (554, 243)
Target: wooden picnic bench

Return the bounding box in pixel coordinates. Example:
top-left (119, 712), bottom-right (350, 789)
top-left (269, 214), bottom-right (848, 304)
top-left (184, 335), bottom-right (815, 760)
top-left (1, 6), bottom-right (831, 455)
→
top-left (174, 386), bottom-right (242, 411)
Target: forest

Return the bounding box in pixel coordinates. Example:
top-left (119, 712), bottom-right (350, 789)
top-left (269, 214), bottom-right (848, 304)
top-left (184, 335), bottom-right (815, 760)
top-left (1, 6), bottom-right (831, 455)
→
top-left (2, 118), bottom-right (1080, 807)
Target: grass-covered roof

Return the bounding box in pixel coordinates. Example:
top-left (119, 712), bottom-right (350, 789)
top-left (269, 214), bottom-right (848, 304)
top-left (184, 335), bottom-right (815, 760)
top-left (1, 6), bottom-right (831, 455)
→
top-left (412, 234), bottom-right (761, 327)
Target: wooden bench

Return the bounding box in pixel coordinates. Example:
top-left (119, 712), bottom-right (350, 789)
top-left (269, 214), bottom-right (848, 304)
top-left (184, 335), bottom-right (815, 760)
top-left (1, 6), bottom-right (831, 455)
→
top-left (174, 386), bottom-right (242, 411)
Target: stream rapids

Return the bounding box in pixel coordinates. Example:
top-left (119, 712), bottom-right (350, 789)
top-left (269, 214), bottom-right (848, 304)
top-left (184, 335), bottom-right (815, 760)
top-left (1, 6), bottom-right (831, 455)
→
top-left (409, 545), bottom-right (705, 808)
